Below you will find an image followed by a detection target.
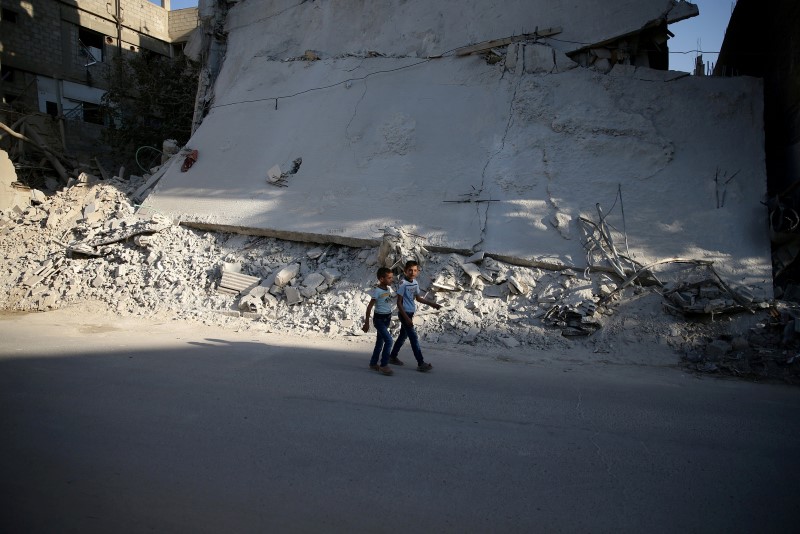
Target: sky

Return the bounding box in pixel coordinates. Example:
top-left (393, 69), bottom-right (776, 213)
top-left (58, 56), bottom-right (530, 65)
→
top-left (667, 0), bottom-right (735, 73)
top-left (163, 0), bottom-right (733, 74)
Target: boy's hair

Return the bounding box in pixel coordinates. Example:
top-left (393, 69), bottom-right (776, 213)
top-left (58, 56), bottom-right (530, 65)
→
top-left (404, 260), bottom-right (419, 270)
top-left (376, 267), bottom-right (392, 279)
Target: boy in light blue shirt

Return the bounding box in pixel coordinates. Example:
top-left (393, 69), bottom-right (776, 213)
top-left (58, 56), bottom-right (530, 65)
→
top-left (362, 267), bottom-right (395, 376)
top-left (389, 260), bottom-right (441, 372)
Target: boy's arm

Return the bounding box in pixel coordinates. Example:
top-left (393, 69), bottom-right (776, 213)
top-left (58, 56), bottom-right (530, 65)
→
top-left (415, 294), bottom-right (442, 310)
top-left (397, 294), bottom-right (412, 326)
top-left (362, 299), bottom-right (375, 332)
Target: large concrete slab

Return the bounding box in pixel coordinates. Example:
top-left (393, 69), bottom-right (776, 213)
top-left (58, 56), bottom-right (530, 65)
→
top-left (142, 0), bottom-right (771, 290)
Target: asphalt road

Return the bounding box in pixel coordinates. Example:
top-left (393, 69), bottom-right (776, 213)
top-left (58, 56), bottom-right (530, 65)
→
top-left (1, 313), bottom-right (799, 533)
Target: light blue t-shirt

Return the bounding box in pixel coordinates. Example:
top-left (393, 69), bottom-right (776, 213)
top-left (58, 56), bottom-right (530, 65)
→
top-left (369, 286), bottom-right (395, 314)
top-left (398, 279), bottom-right (420, 313)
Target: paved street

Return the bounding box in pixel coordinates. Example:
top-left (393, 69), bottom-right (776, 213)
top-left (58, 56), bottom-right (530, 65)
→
top-left (1, 312), bottom-right (799, 533)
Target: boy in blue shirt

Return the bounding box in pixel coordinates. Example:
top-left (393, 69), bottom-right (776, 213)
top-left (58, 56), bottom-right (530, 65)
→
top-left (389, 260), bottom-right (441, 372)
top-left (362, 267), bottom-right (395, 376)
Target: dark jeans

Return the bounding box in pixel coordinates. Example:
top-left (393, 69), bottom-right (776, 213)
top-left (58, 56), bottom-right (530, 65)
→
top-left (370, 313), bottom-right (393, 367)
top-left (390, 312), bottom-right (424, 364)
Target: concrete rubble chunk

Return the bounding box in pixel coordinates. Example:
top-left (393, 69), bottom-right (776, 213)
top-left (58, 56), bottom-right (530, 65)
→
top-left (303, 272), bottom-right (325, 289)
top-left (30, 189), bottom-right (46, 205)
top-left (465, 251), bottom-right (485, 264)
top-left (483, 283), bottom-right (509, 299)
top-left (221, 262), bottom-right (243, 274)
top-left (275, 263), bottom-right (300, 287)
top-left (285, 286), bottom-right (303, 305)
top-left (460, 262), bottom-right (482, 287)
top-left (322, 268), bottom-right (341, 285)
top-left (238, 294), bottom-right (262, 312)
top-left (219, 270), bottom-right (260, 294)
top-left (300, 286), bottom-right (317, 298)
top-left (306, 247), bottom-right (324, 259)
top-left (508, 276), bottom-right (529, 295)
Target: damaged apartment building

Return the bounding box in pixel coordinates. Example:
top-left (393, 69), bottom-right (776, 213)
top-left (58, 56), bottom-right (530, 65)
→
top-left (142, 0), bottom-right (772, 297)
top-left (0, 0), bottom-right (199, 156)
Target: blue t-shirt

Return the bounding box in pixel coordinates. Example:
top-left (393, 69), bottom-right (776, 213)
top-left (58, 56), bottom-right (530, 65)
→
top-left (398, 279), bottom-right (420, 313)
top-left (369, 286), bottom-right (395, 314)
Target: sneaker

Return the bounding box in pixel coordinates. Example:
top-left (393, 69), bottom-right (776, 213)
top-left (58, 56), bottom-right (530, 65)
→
top-left (417, 362), bottom-right (433, 372)
top-left (388, 357), bottom-right (404, 366)
top-left (378, 366), bottom-right (394, 376)
top-left (369, 364), bottom-right (380, 371)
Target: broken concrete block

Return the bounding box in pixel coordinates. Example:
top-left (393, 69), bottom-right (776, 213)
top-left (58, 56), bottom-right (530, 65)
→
top-left (460, 262), bottom-right (482, 287)
top-left (219, 270), bottom-right (260, 294)
top-left (316, 283), bottom-right (328, 293)
top-left (303, 272), bottom-right (325, 289)
top-left (300, 286), bottom-right (317, 298)
top-left (306, 247), bottom-right (324, 259)
top-left (593, 58), bottom-right (612, 73)
top-left (238, 294), bottom-right (262, 312)
top-left (77, 172), bottom-right (99, 184)
top-left (114, 265), bottom-right (127, 278)
top-left (263, 292), bottom-right (278, 307)
top-left (465, 251), bottom-right (484, 264)
top-left (483, 283), bottom-right (510, 299)
top-left (247, 285), bottom-right (268, 298)
top-left (699, 286), bottom-right (722, 299)
top-left (508, 276), bottom-right (529, 295)
top-left (274, 263), bottom-right (300, 287)
top-left (30, 189), bottom-right (46, 205)
top-left (221, 262), bottom-right (242, 273)
top-left (269, 284), bottom-right (282, 296)
top-left (285, 286), bottom-right (303, 305)
top-left (322, 268), bottom-right (341, 285)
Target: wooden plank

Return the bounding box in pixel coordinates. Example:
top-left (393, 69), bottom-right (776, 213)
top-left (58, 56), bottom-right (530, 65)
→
top-left (453, 27), bottom-right (562, 57)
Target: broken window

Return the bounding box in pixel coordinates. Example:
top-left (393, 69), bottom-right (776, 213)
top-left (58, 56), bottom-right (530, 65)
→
top-left (79, 27), bottom-right (105, 65)
top-left (82, 102), bottom-right (104, 125)
top-left (45, 101), bottom-right (58, 117)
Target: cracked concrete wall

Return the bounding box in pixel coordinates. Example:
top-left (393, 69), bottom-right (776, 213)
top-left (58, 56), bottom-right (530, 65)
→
top-left (142, 0), bottom-right (771, 292)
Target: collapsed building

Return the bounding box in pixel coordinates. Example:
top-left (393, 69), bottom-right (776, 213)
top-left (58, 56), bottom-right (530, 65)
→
top-left (141, 0), bottom-right (771, 295)
top-left (2, 0), bottom-right (797, 379)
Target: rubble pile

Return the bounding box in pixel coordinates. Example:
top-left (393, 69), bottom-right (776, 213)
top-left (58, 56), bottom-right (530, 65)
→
top-left (2, 172), bottom-right (797, 383)
top-left (1, 176), bottom-right (636, 349)
top-left (679, 303), bottom-right (800, 382)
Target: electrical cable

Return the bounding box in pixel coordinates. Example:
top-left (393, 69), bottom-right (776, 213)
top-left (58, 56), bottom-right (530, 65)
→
top-left (135, 145), bottom-right (164, 174)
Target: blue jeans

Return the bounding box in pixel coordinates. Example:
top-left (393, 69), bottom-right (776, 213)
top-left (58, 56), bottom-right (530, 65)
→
top-left (370, 314), bottom-right (394, 367)
top-left (390, 312), bottom-right (424, 364)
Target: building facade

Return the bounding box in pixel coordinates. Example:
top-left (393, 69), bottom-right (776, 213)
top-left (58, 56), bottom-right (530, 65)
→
top-left (0, 0), bottom-right (198, 126)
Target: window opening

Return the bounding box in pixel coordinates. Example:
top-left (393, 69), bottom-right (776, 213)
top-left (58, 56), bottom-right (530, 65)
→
top-left (78, 27), bottom-right (105, 65)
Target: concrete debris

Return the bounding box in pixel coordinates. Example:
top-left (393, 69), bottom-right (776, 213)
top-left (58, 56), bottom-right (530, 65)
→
top-left (285, 286), bottom-right (303, 305)
top-left (0, 170), bottom-right (786, 365)
top-left (274, 263), bottom-right (300, 287)
top-left (464, 251), bottom-right (485, 264)
top-left (663, 278), bottom-right (764, 316)
top-left (218, 270), bottom-right (261, 295)
top-left (377, 226), bottom-right (428, 270)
